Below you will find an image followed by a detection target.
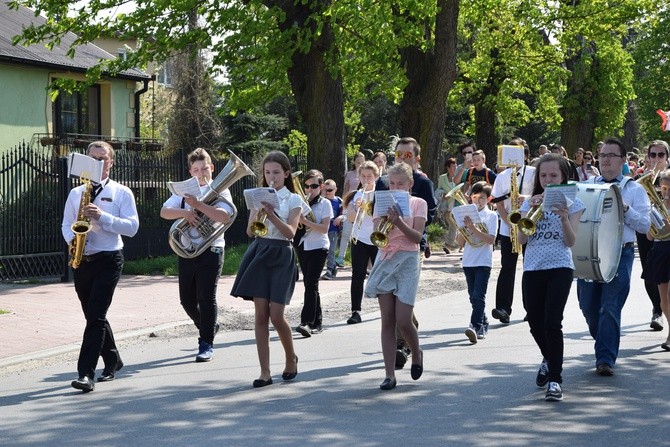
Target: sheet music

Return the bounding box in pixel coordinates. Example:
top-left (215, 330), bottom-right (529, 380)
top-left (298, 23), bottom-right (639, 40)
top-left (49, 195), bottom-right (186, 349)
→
top-left (243, 187), bottom-right (280, 210)
top-left (167, 176), bottom-right (202, 198)
top-left (67, 153), bottom-right (103, 183)
top-left (450, 204), bottom-right (482, 228)
top-left (497, 145), bottom-right (525, 168)
top-left (373, 190), bottom-right (411, 218)
top-left (542, 183), bottom-right (577, 212)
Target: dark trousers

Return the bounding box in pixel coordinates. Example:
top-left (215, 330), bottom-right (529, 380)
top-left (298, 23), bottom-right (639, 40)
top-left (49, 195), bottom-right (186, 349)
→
top-left (296, 245), bottom-right (328, 326)
top-left (636, 232), bottom-right (662, 315)
top-left (464, 266), bottom-right (491, 328)
top-left (350, 241), bottom-right (378, 312)
top-left (73, 250), bottom-right (124, 379)
top-left (178, 248), bottom-right (223, 344)
top-left (495, 235), bottom-right (526, 315)
top-left (522, 268), bottom-right (573, 384)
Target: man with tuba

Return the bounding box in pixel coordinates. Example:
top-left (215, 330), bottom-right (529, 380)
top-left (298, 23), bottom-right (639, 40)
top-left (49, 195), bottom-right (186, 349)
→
top-left (577, 138), bottom-right (651, 377)
top-left (490, 139), bottom-right (536, 324)
top-left (63, 141), bottom-right (139, 392)
top-left (161, 148), bottom-right (235, 363)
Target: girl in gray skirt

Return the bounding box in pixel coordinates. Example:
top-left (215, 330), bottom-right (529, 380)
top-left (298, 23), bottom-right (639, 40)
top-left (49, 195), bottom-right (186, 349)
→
top-left (231, 151), bottom-right (302, 388)
top-left (364, 163), bottom-right (427, 390)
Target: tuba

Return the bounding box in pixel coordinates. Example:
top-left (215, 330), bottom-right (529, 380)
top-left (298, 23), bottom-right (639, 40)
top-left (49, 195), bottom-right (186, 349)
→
top-left (446, 183), bottom-right (488, 247)
top-left (169, 151), bottom-right (255, 258)
top-left (518, 204), bottom-right (543, 236)
top-left (637, 171), bottom-right (670, 240)
top-left (68, 176), bottom-right (93, 269)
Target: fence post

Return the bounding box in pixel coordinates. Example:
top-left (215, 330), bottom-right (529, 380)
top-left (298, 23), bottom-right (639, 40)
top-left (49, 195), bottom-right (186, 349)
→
top-left (59, 156), bottom-right (72, 283)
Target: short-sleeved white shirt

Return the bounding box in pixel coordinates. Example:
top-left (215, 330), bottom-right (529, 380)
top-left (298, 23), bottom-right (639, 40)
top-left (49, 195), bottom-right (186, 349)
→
top-left (491, 165), bottom-right (536, 236)
top-left (462, 206), bottom-right (499, 268)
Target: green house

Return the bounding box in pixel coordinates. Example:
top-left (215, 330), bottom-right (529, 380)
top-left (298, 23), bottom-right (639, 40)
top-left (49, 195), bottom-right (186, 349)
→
top-left (0, 1), bottom-right (151, 153)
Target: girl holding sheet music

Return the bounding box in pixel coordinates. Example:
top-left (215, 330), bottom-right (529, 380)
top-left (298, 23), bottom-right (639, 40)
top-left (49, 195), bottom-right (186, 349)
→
top-left (230, 151), bottom-right (301, 388)
top-left (516, 153), bottom-right (585, 402)
top-left (364, 163), bottom-right (427, 390)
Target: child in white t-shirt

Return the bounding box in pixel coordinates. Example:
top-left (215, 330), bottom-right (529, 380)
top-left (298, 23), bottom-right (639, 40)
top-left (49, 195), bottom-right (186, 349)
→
top-left (456, 181), bottom-right (499, 344)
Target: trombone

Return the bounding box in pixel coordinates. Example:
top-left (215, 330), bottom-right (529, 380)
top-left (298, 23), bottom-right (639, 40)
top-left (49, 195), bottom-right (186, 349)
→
top-left (350, 185), bottom-right (374, 244)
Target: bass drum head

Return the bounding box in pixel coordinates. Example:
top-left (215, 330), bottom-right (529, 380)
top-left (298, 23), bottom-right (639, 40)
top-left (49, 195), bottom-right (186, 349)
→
top-left (573, 183), bottom-right (624, 282)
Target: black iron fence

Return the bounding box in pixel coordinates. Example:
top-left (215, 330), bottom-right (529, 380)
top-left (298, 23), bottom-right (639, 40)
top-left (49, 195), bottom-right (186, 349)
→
top-left (0, 137), bottom-right (282, 282)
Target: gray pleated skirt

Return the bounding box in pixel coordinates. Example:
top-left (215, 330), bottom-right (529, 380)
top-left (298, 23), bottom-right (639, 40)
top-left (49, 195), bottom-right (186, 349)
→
top-left (231, 238), bottom-right (298, 305)
top-left (364, 250), bottom-right (421, 306)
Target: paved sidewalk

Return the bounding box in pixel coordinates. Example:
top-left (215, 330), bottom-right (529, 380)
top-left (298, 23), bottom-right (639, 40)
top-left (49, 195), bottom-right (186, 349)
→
top-left (0, 252), bottom-right (460, 366)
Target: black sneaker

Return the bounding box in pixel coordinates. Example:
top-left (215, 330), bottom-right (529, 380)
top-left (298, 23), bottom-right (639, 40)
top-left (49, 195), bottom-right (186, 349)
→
top-left (536, 359), bottom-right (549, 387)
top-left (395, 346), bottom-right (410, 368)
top-left (492, 308), bottom-right (510, 324)
top-left (596, 363), bottom-right (614, 376)
top-left (347, 311), bottom-right (362, 324)
top-left (296, 323), bottom-right (311, 338)
top-left (545, 382), bottom-right (563, 401)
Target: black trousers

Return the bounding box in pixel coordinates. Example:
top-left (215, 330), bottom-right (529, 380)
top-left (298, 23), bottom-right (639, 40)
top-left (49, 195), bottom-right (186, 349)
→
top-left (73, 250), bottom-right (124, 379)
top-left (178, 248), bottom-right (223, 344)
top-left (636, 231), bottom-right (662, 315)
top-left (495, 235), bottom-right (526, 315)
top-left (522, 268), bottom-right (573, 384)
top-left (350, 241), bottom-right (378, 312)
top-left (296, 245), bottom-right (328, 326)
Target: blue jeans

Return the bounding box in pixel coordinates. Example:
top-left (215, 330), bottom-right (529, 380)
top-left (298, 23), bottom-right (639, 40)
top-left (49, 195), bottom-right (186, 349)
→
top-left (463, 266), bottom-right (491, 329)
top-left (577, 246), bottom-right (634, 367)
top-left (325, 230), bottom-right (340, 273)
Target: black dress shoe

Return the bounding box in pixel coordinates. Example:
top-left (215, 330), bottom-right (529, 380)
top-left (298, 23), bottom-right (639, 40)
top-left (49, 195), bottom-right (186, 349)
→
top-left (253, 378), bottom-right (273, 388)
top-left (71, 376), bottom-right (95, 392)
top-left (282, 356), bottom-right (299, 381)
top-left (98, 360), bottom-right (124, 382)
top-left (380, 378), bottom-right (397, 390)
top-left (411, 362), bottom-right (423, 380)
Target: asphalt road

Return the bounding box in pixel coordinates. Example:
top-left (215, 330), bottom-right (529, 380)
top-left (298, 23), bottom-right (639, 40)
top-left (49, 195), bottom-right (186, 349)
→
top-left (1, 260), bottom-right (669, 447)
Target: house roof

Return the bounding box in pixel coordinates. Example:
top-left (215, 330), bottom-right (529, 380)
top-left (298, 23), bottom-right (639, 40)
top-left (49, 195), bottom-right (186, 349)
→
top-left (0, 1), bottom-right (149, 81)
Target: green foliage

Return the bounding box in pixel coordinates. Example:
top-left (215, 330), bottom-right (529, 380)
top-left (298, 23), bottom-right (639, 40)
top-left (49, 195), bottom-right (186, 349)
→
top-left (284, 130), bottom-right (307, 158)
top-left (123, 243), bottom-right (249, 276)
top-left (426, 222), bottom-right (445, 246)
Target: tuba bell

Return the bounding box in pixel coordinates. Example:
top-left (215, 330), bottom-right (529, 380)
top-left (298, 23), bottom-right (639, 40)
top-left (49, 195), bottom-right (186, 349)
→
top-left (168, 151), bottom-right (255, 258)
top-left (446, 183), bottom-right (487, 247)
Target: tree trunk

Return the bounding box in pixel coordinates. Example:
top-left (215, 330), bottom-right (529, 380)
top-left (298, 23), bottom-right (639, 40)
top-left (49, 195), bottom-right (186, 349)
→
top-left (560, 46), bottom-right (597, 154)
top-left (622, 100), bottom-right (639, 151)
top-left (277, 1), bottom-right (346, 185)
top-left (397, 0), bottom-right (459, 182)
top-left (474, 99), bottom-right (498, 164)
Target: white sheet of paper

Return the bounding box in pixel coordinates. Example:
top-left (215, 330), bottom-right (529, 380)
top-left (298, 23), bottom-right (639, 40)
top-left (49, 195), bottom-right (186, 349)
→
top-left (450, 203), bottom-right (482, 228)
top-left (373, 190), bottom-right (411, 218)
top-left (243, 187), bottom-right (280, 210)
top-left (497, 145), bottom-right (525, 168)
top-left (67, 153), bottom-right (103, 184)
top-left (542, 183), bottom-right (577, 212)
top-left (167, 176), bottom-right (202, 198)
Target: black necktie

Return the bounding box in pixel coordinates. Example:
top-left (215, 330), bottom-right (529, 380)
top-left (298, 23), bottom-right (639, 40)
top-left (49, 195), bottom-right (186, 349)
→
top-left (91, 183), bottom-right (103, 201)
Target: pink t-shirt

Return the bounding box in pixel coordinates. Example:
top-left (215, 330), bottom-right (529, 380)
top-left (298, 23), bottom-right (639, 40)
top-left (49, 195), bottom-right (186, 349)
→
top-left (378, 196), bottom-right (427, 258)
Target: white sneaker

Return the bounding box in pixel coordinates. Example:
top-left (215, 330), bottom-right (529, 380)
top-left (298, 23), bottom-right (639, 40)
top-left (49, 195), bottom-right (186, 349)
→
top-left (545, 381), bottom-right (563, 401)
top-left (651, 313), bottom-right (664, 331)
top-left (464, 325), bottom-right (477, 344)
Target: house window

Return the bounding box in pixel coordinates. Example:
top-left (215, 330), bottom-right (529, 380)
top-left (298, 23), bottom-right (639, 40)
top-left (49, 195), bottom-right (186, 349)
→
top-left (156, 59), bottom-right (174, 87)
top-left (54, 83), bottom-right (101, 136)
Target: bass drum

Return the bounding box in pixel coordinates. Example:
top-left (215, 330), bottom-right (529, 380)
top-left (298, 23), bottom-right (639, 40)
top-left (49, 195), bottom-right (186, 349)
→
top-left (572, 183), bottom-right (624, 282)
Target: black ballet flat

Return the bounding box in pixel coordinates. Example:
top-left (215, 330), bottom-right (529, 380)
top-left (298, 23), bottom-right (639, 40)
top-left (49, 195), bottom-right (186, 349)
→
top-left (411, 363), bottom-right (423, 380)
top-left (253, 378), bottom-right (273, 388)
top-left (282, 356), bottom-right (298, 381)
top-left (380, 378), bottom-right (397, 390)
top-left (661, 342), bottom-right (670, 352)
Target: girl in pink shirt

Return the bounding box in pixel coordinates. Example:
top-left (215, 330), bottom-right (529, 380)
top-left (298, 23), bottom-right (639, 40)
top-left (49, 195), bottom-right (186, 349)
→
top-left (364, 163), bottom-right (427, 390)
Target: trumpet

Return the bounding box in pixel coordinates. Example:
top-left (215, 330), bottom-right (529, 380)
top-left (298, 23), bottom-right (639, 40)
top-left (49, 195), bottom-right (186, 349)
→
top-left (518, 204), bottom-right (543, 236)
top-left (370, 216), bottom-right (393, 248)
top-left (350, 186), bottom-right (374, 244)
top-left (446, 183), bottom-right (488, 247)
top-left (638, 171), bottom-right (670, 240)
top-left (250, 181), bottom-right (273, 237)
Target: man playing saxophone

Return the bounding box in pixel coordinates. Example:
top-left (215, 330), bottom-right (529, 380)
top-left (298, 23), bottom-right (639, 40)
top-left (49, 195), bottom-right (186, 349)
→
top-left (62, 141), bottom-right (139, 392)
top-left (161, 148), bottom-right (235, 363)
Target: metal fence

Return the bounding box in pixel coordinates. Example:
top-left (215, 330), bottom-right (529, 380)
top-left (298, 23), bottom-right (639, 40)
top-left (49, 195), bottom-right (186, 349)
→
top-left (0, 138), bottom-right (278, 282)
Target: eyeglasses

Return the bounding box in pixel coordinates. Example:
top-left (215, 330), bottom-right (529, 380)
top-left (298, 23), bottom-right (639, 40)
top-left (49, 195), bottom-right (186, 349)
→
top-left (395, 151), bottom-right (414, 160)
top-left (325, 188), bottom-right (334, 192)
top-left (305, 183), bottom-right (321, 189)
top-left (599, 153), bottom-right (623, 160)
top-left (584, 157), bottom-right (592, 161)
top-left (649, 152), bottom-right (667, 159)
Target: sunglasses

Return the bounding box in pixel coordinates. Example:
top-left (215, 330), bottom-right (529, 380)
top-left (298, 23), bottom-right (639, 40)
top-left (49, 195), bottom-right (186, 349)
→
top-left (325, 188), bottom-right (335, 192)
top-left (305, 183), bottom-right (321, 189)
top-left (649, 152), bottom-right (667, 158)
top-left (584, 157), bottom-right (592, 160)
top-left (395, 151), bottom-right (414, 160)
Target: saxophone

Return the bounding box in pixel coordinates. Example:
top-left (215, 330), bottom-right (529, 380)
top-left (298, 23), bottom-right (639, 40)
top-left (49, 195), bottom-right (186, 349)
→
top-left (506, 166), bottom-right (523, 254)
top-left (69, 177), bottom-right (93, 269)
